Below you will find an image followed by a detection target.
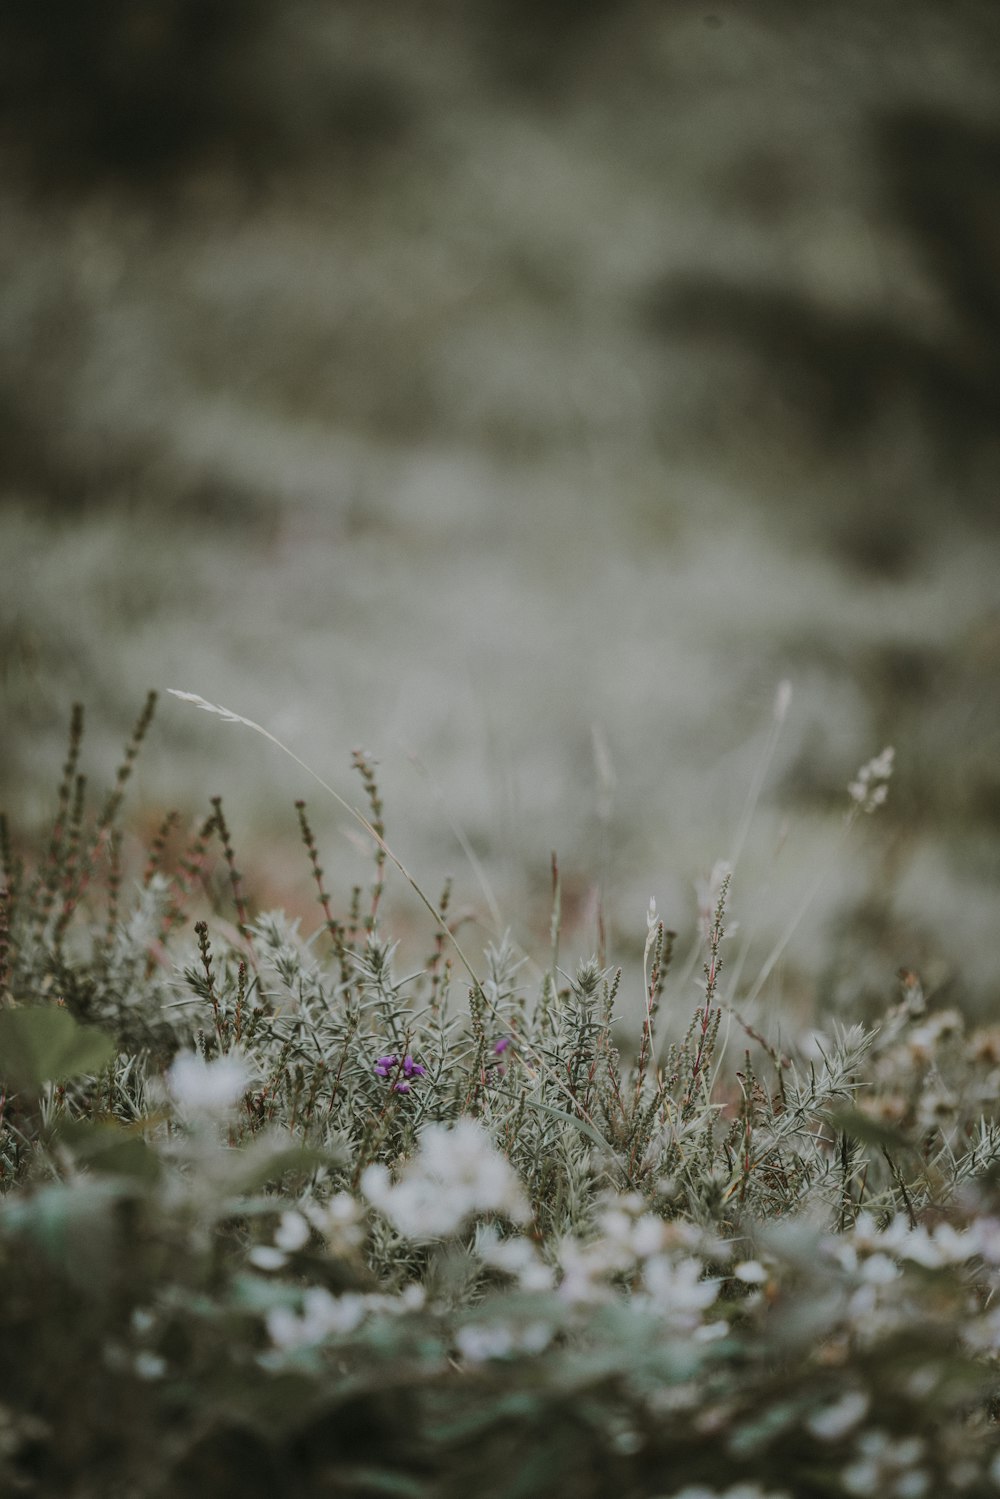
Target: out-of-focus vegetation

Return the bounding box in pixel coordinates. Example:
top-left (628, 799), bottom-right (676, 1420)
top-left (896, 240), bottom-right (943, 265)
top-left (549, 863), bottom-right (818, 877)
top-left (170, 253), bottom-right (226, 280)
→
top-left (2, 0), bottom-right (999, 1011)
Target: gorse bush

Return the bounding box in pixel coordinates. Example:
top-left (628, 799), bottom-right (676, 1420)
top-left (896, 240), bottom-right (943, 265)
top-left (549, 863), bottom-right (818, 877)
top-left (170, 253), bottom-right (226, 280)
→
top-left (2, 695), bottom-right (1000, 1498)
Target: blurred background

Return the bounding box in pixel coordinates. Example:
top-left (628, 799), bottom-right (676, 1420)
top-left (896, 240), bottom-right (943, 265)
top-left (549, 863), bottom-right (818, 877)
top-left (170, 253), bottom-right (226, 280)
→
top-left (2, 0), bottom-right (999, 1019)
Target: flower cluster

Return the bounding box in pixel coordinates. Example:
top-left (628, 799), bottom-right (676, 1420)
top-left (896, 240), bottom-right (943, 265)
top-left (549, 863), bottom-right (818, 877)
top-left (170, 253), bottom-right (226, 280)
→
top-left (265, 1283), bottom-right (425, 1354)
top-left (848, 745), bottom-right (895, 813)
top-left (554, 1193), bottom-right (722, 1331)
top-left (373, 1053), bottom-right (426, 1092)
top-left (361, 1118), bottom-right (530, 1240)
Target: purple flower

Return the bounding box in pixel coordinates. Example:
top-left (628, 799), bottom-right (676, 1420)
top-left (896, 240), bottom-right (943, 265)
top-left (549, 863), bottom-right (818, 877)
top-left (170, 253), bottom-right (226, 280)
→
top-left (374, 1053), bottom-right (427, 1090)
top-left (493, 1037), bottom-right (511, 1056)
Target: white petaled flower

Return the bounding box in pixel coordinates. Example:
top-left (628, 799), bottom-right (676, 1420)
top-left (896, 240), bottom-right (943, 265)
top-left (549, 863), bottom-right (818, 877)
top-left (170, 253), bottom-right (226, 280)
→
top-left (733, 1259), bottom-right (769, 1285)
top-left (806, 1390), bottom-right (870, 1441)
top-left (248, 1246), bottom-right (287, 1271)
top-left (848, 746), bottom-right (895, 813)
top-left (455, 1318), bottom-right (553, 1364)
top-left (265, 1288), bottom-right (367, 1352)
top-left (166, 1050), bottom-right (250, 1116)
top-left (476, 1228), bottom-right (555, 1291)
top-left (842, 1431), bottom-right (928, 1499)
top-left (454, 1322), bottom-right (514, 1363)
top-left (896, 1221), bottom-right (974, 1270)
top-left (303, 1192), bottom-right (367, 1255)
top-left (360, 1118), bottom-right (529, 1241)
top-left (858, 1252), bottom-right (899, 1286)
top-left (273, 1211), bottom-right (311, 1253)
top-left (641, 1255), bottom-right (719, 1326)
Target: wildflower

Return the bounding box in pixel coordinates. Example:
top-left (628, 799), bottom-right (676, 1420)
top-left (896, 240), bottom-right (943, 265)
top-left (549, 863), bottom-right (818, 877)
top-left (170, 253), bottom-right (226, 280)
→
top-left (641, 1255), bottom-right (720, 1327)
top-left (493, 1036), bottom-right (511, 1055)
top-left (475, 1226), bottom-right (555, 1291)
top-left (454, 1319), bottom-right (551, 1364)
top-left (302, 1192), bottom-right (367, 1256)
top-left (274, 1210), bottom-right (310, 1253)
top-left (841, 1431), bottom-right (928, 1498)
top-left (373, 1053), bottom-right (427, 1092)
top-left (248, 1245), bottom-right (287, 1271)
top-left (265, 1288), bottom-right (366, 1351)
top-left (848, 745), bottom-right (895, 813)
top-left (733, 1259), bottom-right (769, 1285)
top-left (806, 1390), bottom-right (870, 1441)
top-left (696, 861), bottom-right (733, 941)
top-left (361, 1118), bottom-right (530, 1240)
top-left (166, 1050), bottom-right (250, 1116)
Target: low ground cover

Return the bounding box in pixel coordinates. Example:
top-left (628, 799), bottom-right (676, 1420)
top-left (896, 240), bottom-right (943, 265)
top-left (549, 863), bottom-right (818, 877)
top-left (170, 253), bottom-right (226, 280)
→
top-left (2, 696), bottom-right (999, 1498)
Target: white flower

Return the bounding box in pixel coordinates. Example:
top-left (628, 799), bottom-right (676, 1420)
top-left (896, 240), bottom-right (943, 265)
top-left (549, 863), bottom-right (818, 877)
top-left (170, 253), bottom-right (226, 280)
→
top-left (848, 746), bottom-right (895, 813)
top-left (134, 1351), bottom-right (167, 1380)
top-left (455, 1322), bottom-right (514, 1362)
top-left (858, 1253), bottom-right (899, 1286)
top-left (248, 1246), bottom-right (287, 1271)
top-left (274, 1211), bottom-right (311, 1253)
top-left (454, 1318), bottom-right (552, 1364)
top-left (843, 1431), bottom-right (928, 1499)
top-left (265, 1288), bottom-right (366, 1351)
top-left (361, 1118), bottom-right (529, 1241)
top-left (806, 1390), bottom-right (870, 1441)
top-left (303, 1192), bottom-right (367, 1255)
top-left (641, 1255), bottom-right (719, 1324)
top-left (166, 1050), bottom-right (249, 1116)
top-left (733, 1259), bottom-right (769, 1285)
top-left (476, 1228), bottom-right (555, 1291)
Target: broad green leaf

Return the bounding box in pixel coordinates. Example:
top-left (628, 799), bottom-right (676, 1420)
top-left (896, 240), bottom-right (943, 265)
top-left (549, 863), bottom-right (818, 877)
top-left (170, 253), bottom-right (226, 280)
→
top-left (0, 1179), bottom-right (130, 1285)
top-left (0, 1006), bottom-right (116, 1090)
top-left (54, 1119), bottom-right (162, 1183)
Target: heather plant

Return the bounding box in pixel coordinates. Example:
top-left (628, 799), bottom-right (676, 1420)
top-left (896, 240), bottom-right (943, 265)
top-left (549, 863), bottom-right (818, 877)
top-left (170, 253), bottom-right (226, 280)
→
top-left (2, 697), bottom-right (1000, 1497)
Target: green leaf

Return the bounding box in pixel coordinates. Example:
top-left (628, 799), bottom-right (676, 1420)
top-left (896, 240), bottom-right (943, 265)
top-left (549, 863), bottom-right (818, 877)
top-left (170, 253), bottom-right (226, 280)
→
top-left (491, 1086), bottom-right (615, 1156)
top-left (0, 1179), bottom-right (130, 1285)
top-left (0, 1006), bottom-right (116, 1090)
top-left (225, 1140), bottom-right (344, 1194)
top-left (54, 1119), bottom-right (162, 1183)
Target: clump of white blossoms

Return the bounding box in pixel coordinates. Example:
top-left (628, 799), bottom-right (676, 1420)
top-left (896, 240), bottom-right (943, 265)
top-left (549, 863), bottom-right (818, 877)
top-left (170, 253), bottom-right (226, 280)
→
top-left (249, 1193), bottom-right (368, 1272)
top-left (555, 1193), bottom-right (721, 1327)
top-left (361, 1117), bottom-right (530, 1240)
top-left (841, 1430), bottom-right (929, 1499)
top-left (265, 1283), bottom-right (425, 1354)
top-left (848, 745), bottom-right (895, 814)
top-left (474, 1225), bottom-right (555, 1291)
top-left (166, 1050), bottom-right (250, 1118)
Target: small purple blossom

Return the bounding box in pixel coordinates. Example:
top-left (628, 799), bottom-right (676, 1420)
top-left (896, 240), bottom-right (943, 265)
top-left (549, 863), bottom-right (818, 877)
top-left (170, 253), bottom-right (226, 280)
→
top-left (374, 1054), bottom-right (427, 1092)
top-left (493, 1037), bottom-right (511, 1056)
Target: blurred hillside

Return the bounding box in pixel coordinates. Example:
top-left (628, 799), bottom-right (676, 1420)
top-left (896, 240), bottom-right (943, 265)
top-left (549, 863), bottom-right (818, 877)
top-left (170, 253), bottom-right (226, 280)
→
top-left (2, 0), bottom-right (999, 1016)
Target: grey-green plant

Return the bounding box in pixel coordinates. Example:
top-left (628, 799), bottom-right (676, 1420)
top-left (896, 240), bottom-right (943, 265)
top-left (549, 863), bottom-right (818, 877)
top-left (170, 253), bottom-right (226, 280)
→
top-left (2, 698), bottom-right (1000, 1498)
